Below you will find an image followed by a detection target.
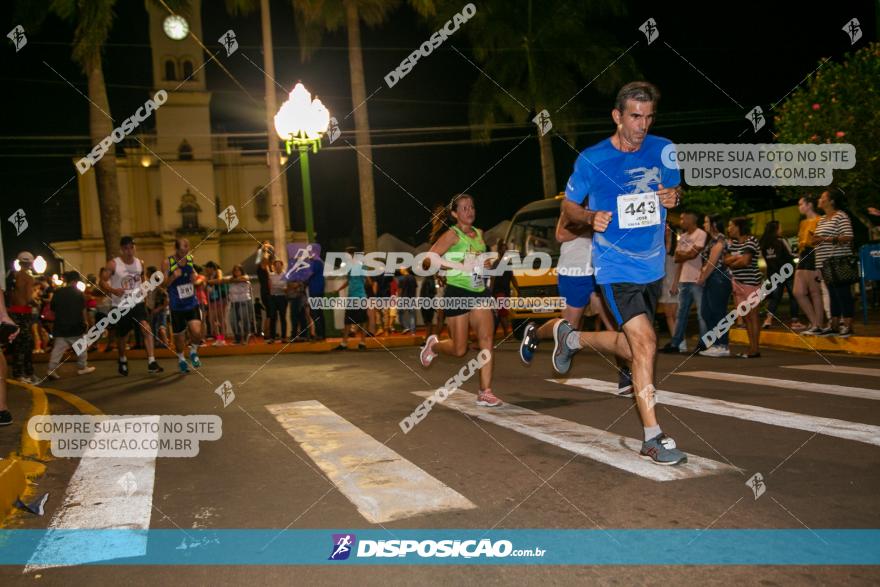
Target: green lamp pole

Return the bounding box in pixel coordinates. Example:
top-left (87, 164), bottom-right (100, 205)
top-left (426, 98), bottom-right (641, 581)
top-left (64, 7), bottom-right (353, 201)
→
top-left (274, 82), bottom-right (330, 244)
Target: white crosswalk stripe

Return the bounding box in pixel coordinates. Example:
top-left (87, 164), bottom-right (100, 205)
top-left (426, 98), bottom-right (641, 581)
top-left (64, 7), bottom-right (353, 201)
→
top-left (782, 364), bottom-right (880, 377)
top-left (25, 416), bottom-right (159, 572)
top-left (412, 390), bottom-right (739, 482)
top-left (266, 400), bottom-right (476, 523)
top-left (676, 371), bottom-right (880, 401)
top-left (557, 378), bottom-right (880, 447)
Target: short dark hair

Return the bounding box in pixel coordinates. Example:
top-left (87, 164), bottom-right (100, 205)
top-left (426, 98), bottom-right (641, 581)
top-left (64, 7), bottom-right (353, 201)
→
top-left (682, 210), bottom-right (699, 222)
top-left (615, 81), bottom-right (660, 112)
top-left (63, 271), bottom-right (79, 283)
top-left (120, 236), bottom-right (135, 247)
top-left (731, 216), bottom-right (752, 235)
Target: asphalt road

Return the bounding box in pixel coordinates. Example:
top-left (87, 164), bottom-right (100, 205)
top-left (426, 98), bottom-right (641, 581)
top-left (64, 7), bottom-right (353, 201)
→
top-left (2, 340), bottom-right (879, 585)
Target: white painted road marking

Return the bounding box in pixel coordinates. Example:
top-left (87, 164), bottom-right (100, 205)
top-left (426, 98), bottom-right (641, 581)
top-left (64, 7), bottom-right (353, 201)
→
top-left (783, 364), bottom-right (880, 378)
top-left (25, 416), bottom-right (159, 572)
top-left (266, 400), bottom-right (475, 523)
top-left (676, 371), bottom-right (880, 401)
top-left (558, 378), bottom-right (880, 448)
top-left (412, 391), bottom-right (739, 482)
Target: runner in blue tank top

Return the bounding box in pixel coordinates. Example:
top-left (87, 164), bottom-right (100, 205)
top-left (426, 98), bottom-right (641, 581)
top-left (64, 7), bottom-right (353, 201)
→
top-left (162, 238), bottom-right (204, 373)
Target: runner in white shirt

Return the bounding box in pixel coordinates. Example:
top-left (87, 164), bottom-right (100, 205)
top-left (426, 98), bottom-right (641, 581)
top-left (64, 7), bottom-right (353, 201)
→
top-left (100, 236), bottom-right (164, 376)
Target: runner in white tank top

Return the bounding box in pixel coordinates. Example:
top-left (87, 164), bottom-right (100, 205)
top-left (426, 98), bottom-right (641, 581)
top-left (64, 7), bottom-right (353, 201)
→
top-left (99, 236), bottom-right (163, 376)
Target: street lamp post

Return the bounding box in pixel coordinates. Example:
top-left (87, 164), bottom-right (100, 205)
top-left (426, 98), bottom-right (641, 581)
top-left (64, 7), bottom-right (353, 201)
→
top-left (274, 83), bottom-right (330, 244)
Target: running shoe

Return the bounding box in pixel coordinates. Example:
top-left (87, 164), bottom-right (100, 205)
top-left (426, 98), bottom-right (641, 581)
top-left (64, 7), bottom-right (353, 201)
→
top-left (838, 326), bottom-right (853, 338)
top-left (699, 345), bottom-right (731, 358)
top-left (0, 410), bottom-right (12, 427)
top-left (658, 343), bottom-right (681, 354)
top-left (476, 388), bottom-right (503, 407)
top-left (46, 371), bottom-right (61, 380)
top-left (817, 327), bottom-right (835, 337)
top-left (148, 361), bottom-right (164, 374)
top-left (77, 366), bottom-right (96, 376)
top-left (420, 334), bottom-right (439, 367)
top-left (519, 321), bottom-right (539, 365)
top-left (178, 358), bottom-right (190, 373)
top-left (801, 326), bottom-right (822, 336)
top-left (640, 433), bottom-right (688, 466)
top-left (551, 320), bottom-right (576, 375)
top-left (190, 352), bottom-right (201, 368)
top-left (617, 367), bottom-right (634, 397)
top-left (19, 375), bottom-right (39, 385)
top-left (118, 360), bottom-right (129, 376)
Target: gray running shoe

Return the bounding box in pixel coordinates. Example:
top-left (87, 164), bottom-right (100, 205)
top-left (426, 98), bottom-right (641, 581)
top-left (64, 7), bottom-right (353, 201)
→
top-left (552, 320), bottom-right (576, 375)
top-left (640, 433), bottom-right (688, 466)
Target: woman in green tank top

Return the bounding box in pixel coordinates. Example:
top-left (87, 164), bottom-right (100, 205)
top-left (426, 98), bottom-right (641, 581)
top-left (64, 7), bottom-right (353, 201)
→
top-left (418, 194), bottom-right (502, 407)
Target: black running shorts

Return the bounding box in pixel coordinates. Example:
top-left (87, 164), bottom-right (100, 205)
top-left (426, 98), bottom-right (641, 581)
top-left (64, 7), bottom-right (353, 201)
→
top-left (600, 279), bottom-right (662, 329)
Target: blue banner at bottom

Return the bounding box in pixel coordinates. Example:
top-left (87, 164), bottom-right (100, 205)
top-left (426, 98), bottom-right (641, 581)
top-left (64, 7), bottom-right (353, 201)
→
top-left (1, 530), bottom-right (879, 566)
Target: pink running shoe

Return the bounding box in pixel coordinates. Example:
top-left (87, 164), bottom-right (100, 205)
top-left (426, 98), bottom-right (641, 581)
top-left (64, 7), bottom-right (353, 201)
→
top-left (476, 388), bottom-right (502, 407)
top-left (419, 335), bottom-right (439, 367)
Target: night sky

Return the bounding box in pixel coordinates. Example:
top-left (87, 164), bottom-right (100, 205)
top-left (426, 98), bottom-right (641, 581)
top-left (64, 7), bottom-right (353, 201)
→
top-left (1, 0), bottom-right (876, 270)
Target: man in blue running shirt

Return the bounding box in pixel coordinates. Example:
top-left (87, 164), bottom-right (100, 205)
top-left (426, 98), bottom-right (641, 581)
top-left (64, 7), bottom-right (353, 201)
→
top-left (163, 238), bottom-right (204, 373)
top-left (550, 81), bottom-right (687, 466)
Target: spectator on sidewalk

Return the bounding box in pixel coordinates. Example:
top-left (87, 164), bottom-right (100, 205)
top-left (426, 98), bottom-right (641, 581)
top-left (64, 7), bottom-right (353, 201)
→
top-left (658, 222), bottom-right (680, 340)
top-left (226, 265), bottom-right (253, 344)
top-left (47, 272), bottom-right (96, 380)
top-left (8, 252), bottom-right (37, 383)
top-left (307, 250), bottom-right (326, 341)
top-left (398, 268), bottom-right (418, 335)
top-left (724, 217), bottom-right (763, 358)
top-left (267, 259), bottom-right (288, 343)
top-left (145, 266), bottom-right (170, 350)
top-left (814, 190), bottom-right (856, 337)
top-left (697, 215), bottom-right (732, 357)
top-left (0, 283), bottom-right (20, 425)
top-left (794, 195), bottom-right (826, 335)
top-left (334, 246), bottom-right (368, 351)
top-left (759, 221), bottom-right (801, 329)
top-left (661, 211), bottom-right (707, 354)
top-left (286, 279), bottom-right (309, 342)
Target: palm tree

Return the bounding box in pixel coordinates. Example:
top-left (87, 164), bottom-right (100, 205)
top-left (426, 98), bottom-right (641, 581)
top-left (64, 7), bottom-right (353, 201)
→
top-left (45, 0), bottom-right (122, 260)
top-left (435, 0), bottom-right (633, 198)
top-left (292, 0), bottom-right (435, 252)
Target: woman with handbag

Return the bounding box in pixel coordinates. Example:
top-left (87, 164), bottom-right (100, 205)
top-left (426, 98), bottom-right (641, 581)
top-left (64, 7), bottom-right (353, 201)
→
top-left (793, 195), bottom-right (826, 335)
top-left (813, 190), bottom-right (856, 337)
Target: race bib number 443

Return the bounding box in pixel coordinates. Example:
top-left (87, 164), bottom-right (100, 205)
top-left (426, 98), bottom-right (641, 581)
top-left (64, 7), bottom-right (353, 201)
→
top-left (617, 192), bottom-right (660, 229)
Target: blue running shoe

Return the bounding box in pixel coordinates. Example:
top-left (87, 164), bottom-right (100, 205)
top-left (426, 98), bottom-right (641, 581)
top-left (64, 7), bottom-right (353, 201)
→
top-left (178, 358), bottom-right (190, 373)
top-left (640, 433), bottom-right (687, 466)
top-left (617, 367), bottom-right (633, 397)
top-left (519, 322), bottom-right (539, 365)
top-left (190, 352), bottom-right (201, 368)
top-left (551, 320), bottom-right (576, 375)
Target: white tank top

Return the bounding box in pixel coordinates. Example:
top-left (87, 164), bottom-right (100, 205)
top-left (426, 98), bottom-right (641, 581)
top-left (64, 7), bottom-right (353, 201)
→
top-left (110, 256), bottom-right (143, 306)
top-left (557, 236), bottom-right (594, 277)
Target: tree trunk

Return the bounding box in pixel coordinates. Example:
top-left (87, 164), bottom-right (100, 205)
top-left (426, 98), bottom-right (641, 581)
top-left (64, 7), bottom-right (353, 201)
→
top-left (261, 0), bottom-right (288, 261)
top-left (344, 0), bottom-right (378, 252)
top-left (537, 125), bottom-right (557, 198)
top-left (86, 52), bottom-right (121, 261)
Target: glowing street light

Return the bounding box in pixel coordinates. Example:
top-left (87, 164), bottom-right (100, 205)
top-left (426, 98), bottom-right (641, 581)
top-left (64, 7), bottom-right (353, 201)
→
top-left (274, 82), bottom-right (330, 244)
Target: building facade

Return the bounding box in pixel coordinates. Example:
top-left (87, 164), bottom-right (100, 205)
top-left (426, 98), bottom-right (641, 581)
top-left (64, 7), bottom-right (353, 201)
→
top-left (51, 0), bottom-right (300, 275)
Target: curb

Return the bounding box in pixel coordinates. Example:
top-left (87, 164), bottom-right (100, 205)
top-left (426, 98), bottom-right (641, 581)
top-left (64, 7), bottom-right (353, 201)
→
top-left (728, 329), bottom-right (880, 356)
top-left (0, 380), bottom-right (51, 526)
